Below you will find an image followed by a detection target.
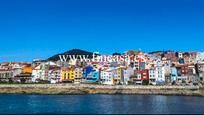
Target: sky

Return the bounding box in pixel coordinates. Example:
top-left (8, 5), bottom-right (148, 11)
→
top-left (0, 0), bottom-right (204, 62)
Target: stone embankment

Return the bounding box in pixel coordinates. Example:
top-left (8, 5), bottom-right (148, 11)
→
top-left (0, 84), bottom-right (203, 96)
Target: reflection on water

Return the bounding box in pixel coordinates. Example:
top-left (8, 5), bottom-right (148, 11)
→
top-left (0, 94), bottom-right (203, 114)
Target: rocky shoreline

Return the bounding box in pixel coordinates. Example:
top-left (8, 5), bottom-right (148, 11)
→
top-left (0, 84), bottom-right (204, 96)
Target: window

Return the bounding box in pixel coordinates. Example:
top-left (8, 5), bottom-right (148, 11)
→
top-left (137, 75), bottom-right (141, 79)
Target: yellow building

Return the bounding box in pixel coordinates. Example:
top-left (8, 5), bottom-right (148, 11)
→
top-left (113, 67), bottom-right (125, 85)
top-left (117, 67), bottom-right (123, 80)
top-left (61, 67), bottom-right (75, 82)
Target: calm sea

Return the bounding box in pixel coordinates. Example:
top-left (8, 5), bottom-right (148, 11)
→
top-left (0, 94), bottom-right (203, 114)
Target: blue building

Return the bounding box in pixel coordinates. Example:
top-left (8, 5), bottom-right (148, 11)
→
top-left (171, 67), bottom-right (178, 82)
top-left (83, 66), bottom-right (93, 78)
top-left (83, 66), bottom-right (100, 83)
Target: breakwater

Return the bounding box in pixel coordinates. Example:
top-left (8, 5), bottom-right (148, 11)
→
top-left (0, 84), bottom-right (203, 96)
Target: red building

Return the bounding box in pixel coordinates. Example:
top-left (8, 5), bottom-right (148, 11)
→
top-left (134, 69), bottom-right (149, 84)
top-left (176, 64), bottom-right (189, 76)
top-left (176, 64), bottom-right (190, 82)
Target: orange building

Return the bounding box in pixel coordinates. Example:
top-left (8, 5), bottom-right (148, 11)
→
top-left (22, 66), bottom-right (32, 74)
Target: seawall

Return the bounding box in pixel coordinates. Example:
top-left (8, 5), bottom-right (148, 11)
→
top-left (0, 84), bottom-right (203, 96)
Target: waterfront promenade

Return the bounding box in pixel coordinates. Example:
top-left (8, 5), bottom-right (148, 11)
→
top-left (0, 84), bottom-right (203, 96)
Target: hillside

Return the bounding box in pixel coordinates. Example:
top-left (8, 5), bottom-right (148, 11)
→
top-left (47, 49), bottom-right (94, 61)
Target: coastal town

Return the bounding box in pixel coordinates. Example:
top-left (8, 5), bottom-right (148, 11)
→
top-left (0, 49), bottom-right (204, 87)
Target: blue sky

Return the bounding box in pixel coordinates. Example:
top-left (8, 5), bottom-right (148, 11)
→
top-left (0, 0), bottom-right (204, 62)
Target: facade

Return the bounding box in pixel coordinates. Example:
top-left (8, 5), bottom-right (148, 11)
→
top-left (100, 69), bottom-right (114, 85)
top-left (149, 68), bottom-right (156, 85)
top-left (83, 66), bottom-right (100, 83)
top-left (61, 67), bottom-right (75, 83)
top-left (83, 66), bottom-right (93, 78)
top-left (49, 66), bottom-right (61, 84)
top-left (14, 65), bottom-right (32, 83)
top-left (113, 67), bottom-right (124, 85)
top-left (32, 63), bottom-right (49, 82)
top-left (12, 67), bottom-right (22, 82)
top-left (187, 65), bottom-right (197, 82)
top-left (178, 52), bottom-right (183, 59)
top-left (196, 52), bottom-right (204, 62)
top-left (171, 67), bottom-right (178, 83)
top-left (176, 65), bottom-right (188, 82)
top-left (74, 67), bottom-right (83, 84)
top-left (85, 69), bottom-right (100, 83)
top-left (134, 69), bottom-right (149, 84)
top-left (163, 66), bottom-right (171, 84)
top-left (156, 66), bottom-right (166, 84)
top-left (149, 66), bottom-right (165, 85)
top-left (0, 69), bottom-right (13, 82)
top-left (123, 67), bottom-right (134, 85)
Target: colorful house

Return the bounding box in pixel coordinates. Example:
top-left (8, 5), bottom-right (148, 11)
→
top-left (31, 63), bottom-right (49, 82)
top-left (196, 52), bottom-right (204, 62)
top-left (123, 67), bottom-right (134, 85)
top-left (83, 66), bottom-right (100, 83)
top-left (149, 66), bottom-right (165, 85)
top-left (74, 67), bottom-right (83, 84)
top-left (176, 64), bottom-right (188, 83)
top-left (113, 67), bottom-right (124, 85)
top-left (61, 67), bottom-right (75, 83)
top-left (171, 67), bottom-right (178, 83)
top-left (100, 68), bottom-right (114, 85)
top-left (0, 68), bottom-right (13, 82)
top-left (83, 66), bottom-right (93, 78)
top-left (187, 65), bottom-right (197, 82)
top-left (134, 69), bottom-right (149, 85)
top-left (100, 67), bottom-right (124, 85)
top-left (49, 66), bottom-right (61, 84)
top-left (86, 69), bottom-right (100, 83)
top-left (14, 65), bottom-right (33, 83)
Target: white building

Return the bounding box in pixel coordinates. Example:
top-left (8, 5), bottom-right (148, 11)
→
top-left (32, 61), bottom-right (57, 82)
top-left (32, 61), bottom-right (56, 82)
top-left (100, 68), bottom-right (114, 85)
top-left (149, 66), bottom-right (165, 85)
top-left (196, 52), bottom-right (204, 62)
top-left (178, 52), bottom-right (183, 58)
top-left (32, 64), bottom-right (48, 82)
top-left (123, 67), bottom-right (134, 85)
top-left (12, 63), bottom-right (22, 78)
top-left (48, 67), bottom-right (61, 84)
